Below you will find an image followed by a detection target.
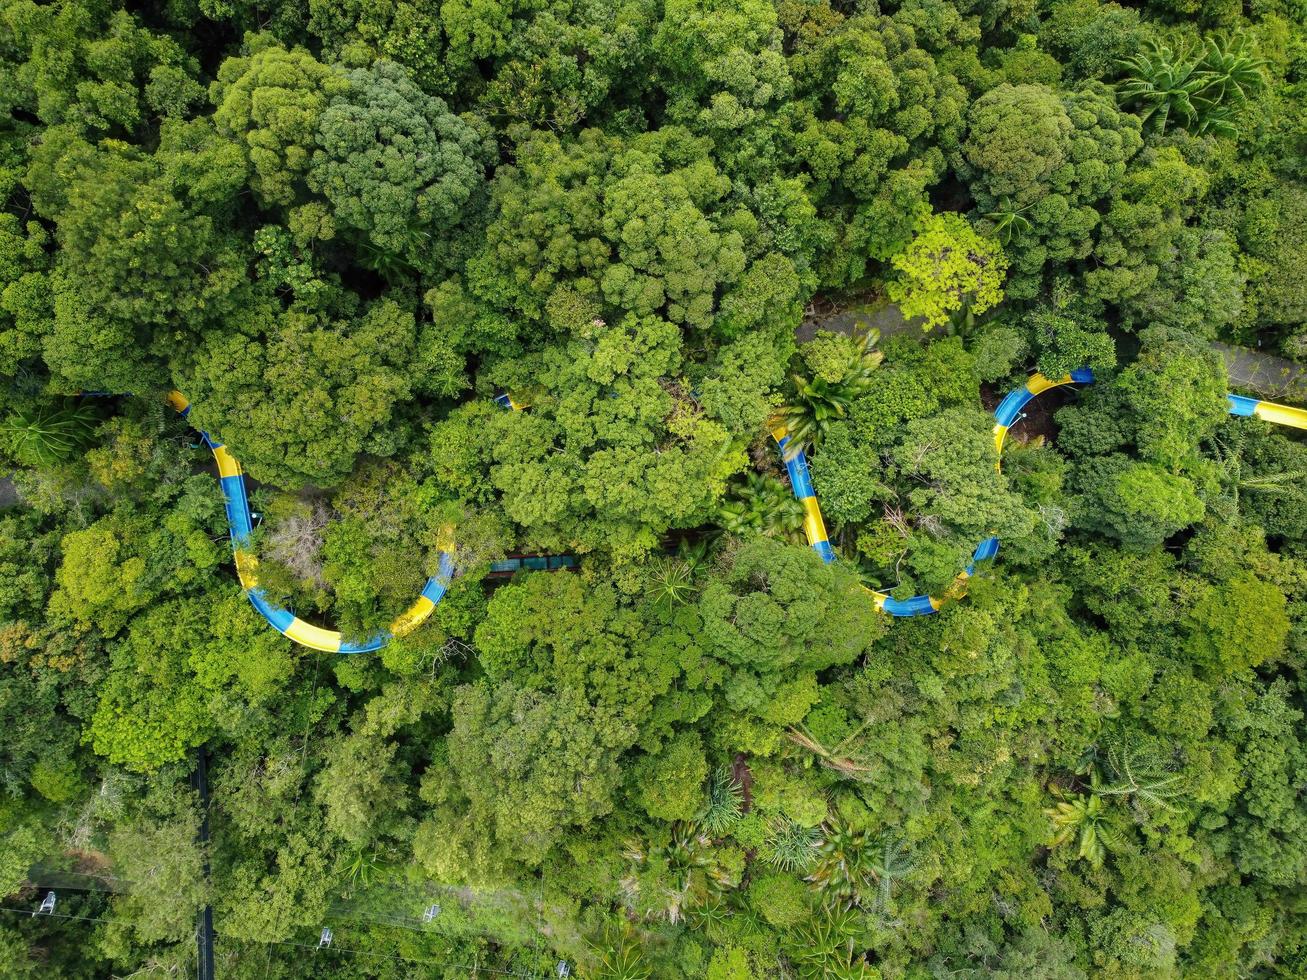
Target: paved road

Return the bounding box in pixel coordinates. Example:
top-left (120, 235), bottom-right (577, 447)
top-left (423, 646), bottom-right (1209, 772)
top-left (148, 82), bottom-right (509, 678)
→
top-left (799, 298), bottom-right (925, 344)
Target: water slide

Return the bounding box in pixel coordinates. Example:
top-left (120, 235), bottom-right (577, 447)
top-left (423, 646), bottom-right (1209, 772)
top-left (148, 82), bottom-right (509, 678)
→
top-left (774, 370), bottom-right (1306, 617)
top-left (1225, 393), bottom-right (1307, 430)
top-left (168, 365), bottom-right (1304, 646)
top-left (167, 391), bottom-right (454, 653)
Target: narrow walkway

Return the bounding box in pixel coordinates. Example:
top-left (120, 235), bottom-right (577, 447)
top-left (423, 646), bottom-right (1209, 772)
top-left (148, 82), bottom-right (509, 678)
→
top-left (1213, 342), bottom-right (1307, 403)
top-left (805, 301), bottom-right (1307, 408)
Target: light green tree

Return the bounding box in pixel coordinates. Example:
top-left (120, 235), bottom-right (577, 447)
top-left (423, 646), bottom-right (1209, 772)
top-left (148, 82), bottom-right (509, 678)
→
top-left (887, 213), bottom-right (1007, 330)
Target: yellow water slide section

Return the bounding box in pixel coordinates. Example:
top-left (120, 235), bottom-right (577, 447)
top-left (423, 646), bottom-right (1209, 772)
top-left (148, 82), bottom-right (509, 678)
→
top-left (389, 595), bottom-right (438, 638)
top-left (800, 496), bottom-right (829, 553)
top-left (166, 389), bottom-right (449, 652)
top-left (1253, 400), bottom-right (1307, 430)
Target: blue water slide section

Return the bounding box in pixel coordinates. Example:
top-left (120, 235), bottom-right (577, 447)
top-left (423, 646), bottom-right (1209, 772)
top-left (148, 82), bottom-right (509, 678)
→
top-left (247, 589), bottom-right (295, 633)
top-left (993, 385), bottom-right (1035, 427)
top-left (1226, 394), bottom-right (1260, 417)
top-left (339, 633), bottom-right (386, 654)
top-left (785, 451), bottom-right (815, 499)
top-left (881, 594), bottom-right (939, 617)
top-left (1070, 367), bottom-right (1095, 384)
top-left (966, 536), bottom-right (1000, 574)
top-left (814, 539), bottom-right (836, 563)
top-left (218, 474), bottom-right (254, 544)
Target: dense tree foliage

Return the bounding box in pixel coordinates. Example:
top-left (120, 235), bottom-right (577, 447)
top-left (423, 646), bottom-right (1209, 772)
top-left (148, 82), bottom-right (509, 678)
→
top-left (0, 0), bottom-right (1304, 977)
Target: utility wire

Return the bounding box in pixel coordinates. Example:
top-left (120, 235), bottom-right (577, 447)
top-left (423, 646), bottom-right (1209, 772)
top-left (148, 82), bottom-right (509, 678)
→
top-left (217, 933), bottom-right (548, 978)
top-left (3, 904), bottom-right (566, 979)
top-left (0, 905), bottom-right (130, 928)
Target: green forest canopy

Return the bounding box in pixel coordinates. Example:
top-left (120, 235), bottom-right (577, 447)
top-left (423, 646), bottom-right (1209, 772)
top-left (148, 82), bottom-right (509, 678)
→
top-left (1, 0), bottom-right (1307, 976)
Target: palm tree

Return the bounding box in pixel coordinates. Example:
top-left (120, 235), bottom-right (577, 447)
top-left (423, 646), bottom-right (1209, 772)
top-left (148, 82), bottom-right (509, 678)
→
top-left (2, 402), bottom-right (100, 466)
top-left (1196, 34), bottom-right (1269, 108)
top-left (1046, 789), bottom-right (1117, 868)
top-left (777, 328), bottom-right (883, 454)
top-left (718, 473), bottom-right (806, 542)
top-left (1117, 36), bottom-right (1268, 138)
top-left (1209, 433), bottom-right (1306, 508)
top-left (786, 723), bottom-right (876, 782)
top-left (1116, 41), bottom-right (1211, 135)
top-left (776, 375), bottom-right (857, 453)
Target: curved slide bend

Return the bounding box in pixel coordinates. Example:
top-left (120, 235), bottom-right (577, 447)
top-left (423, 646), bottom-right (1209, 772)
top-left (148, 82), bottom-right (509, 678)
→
top-left (167, 392), bottom-right (454, 653)
top-left (774, 369), bottom-right (1307, 617)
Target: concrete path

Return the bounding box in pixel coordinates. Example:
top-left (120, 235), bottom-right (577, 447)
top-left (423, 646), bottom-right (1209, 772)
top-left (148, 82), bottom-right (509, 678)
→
top-left (1213, 342), bottom-right (1307, 404)
top-left (805, 300), bottom-right (1307, 408)
top-left (799, 298), bottom-right (925, 344)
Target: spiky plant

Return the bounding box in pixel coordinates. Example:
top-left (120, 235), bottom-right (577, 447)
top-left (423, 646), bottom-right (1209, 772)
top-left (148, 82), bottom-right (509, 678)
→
top-left (335, 846), bottom-right (391, 895)
top-left (718, 473), bottom-right (806, 541)
top-left (588, 928), bottom-right (653, 980)
top-left (783, 907), bottom-right (872, 980)
top-left (2, 403), bottom-right (99, 466)
top-left (621, 824), bottom-right (734, 924)
top-left (807, 818), bottom-right (880, 909)
top-left (764, 817), bottom-right (822, 873)
top-left (644, 557), bottom-right (699, 610)
top-left (690, 895), bottom-right (731, 934)
top-left (699, 766), bottom-right (744, 836)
